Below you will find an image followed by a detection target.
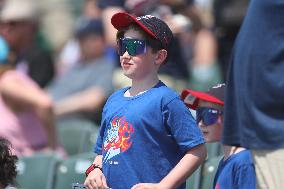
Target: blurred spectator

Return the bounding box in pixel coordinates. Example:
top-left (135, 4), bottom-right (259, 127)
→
top-left (0, 138), bottom-right (18, 189)
top-left (0, 0), bottom-right (4, 10)
top-left (82, 0), bottom-right (102, 18)
top-left (0, 36), bottom-right (64, 157)
top-left (194, 0), bottom-right (214, 28)
top-left (56, 0), bottom-right (105, 76)
top-left (0, 0), bottom-right (54, 88)
top-left (47, 18), bottom-right (115, 125)
top-left (188, 29), bottom-right (222, 91)
top-left (151, 4), bottom-right (190, 92)
top-left (35, 0), bottom-right (74, 54)
top-left (96, 0), bottom-right (124, 47)
top-left (213, 0), bottom-right (249, 80)
top-left (0, 34), bottom-right (8, 63)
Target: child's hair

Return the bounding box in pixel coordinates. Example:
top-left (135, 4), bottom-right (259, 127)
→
top-left (116, 24), bottom-right (170, 63)
top-left (0, 138), bottom-right (18, 188)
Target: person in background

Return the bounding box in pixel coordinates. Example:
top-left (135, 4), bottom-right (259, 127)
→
top-left (56, 0), bottom-right (104, 76)
top-left (84, 12), bottom-right (206, 189)
top-left (47, 18), bottom-right (114, 125)
top-left (188, 29), bottom-right (222, 91)
top-left (0, 36), bottom-right (64, 157)
top-left (0, 138), bottom-right (18, 189)
top-left (181, 83), bottom-right (256, 189)
top-left (0, 0), bottom-right (54, 88)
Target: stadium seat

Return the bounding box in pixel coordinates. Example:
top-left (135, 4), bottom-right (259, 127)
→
top-left (186, 166), bottom-right (202, 189)
top-left (200, 155), bottom-right (223, 189)
top-left (16, 152), bottom-right (61, 189)
top-left (206, 142), bottom-right (223, 159)
top-left (57, 119), bottom-right (99, 156)
top-left (54, 152), bottom-right (96, 189)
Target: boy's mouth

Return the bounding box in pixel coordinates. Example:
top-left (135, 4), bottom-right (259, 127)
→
top-left (201, 129), bottom-right (208, 134)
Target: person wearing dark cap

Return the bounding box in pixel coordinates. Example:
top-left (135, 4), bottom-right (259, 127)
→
top-left (84, 12), bottom-right (206, 189)
top-left (181, 83), bottom-right (256, 189)
top-left (47, 18), bottom-right (114, 126)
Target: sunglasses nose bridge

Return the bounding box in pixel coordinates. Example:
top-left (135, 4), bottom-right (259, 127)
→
top-left (121, 49), bottom-right (131, 58)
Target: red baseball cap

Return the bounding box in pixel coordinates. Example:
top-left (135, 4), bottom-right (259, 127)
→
top-left (181, 84), bottom-right (225, 110)
top-left (111, 12), bottom-right (173, 50)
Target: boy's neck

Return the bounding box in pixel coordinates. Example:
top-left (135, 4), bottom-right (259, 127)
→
top-left (127, 76), bottom-right (159, 97)
top-left (223, 145), bottom-right (246, 160)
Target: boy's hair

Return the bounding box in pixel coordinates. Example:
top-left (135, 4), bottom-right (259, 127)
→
top-left (111, 12), bottom-right (174, 62)
top-left (181, 83), bottom-right (225, 110)
top-left (0, 138), bottom-right (18, 188)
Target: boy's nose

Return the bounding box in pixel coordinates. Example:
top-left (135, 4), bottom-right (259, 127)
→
top-left (198, 120), bottom-right (206, 127)
top-left (122, 50), bottom-right (131, 58)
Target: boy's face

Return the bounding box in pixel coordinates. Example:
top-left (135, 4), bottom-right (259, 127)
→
top-left (197, 100), bottom-right (223, 143)
top-left (119, 28), bottom-right (163, 80)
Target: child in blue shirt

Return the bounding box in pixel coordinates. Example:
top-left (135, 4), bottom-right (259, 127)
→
top-left (84, 12), bottom-right (206, 189)
top-left (181, 84), bottom-right (256, 189)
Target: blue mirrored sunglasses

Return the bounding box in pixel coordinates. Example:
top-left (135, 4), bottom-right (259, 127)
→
top-left (196, 107), bottom-right (223, 126)
top-left (117, 38), bottom-right (147, 56)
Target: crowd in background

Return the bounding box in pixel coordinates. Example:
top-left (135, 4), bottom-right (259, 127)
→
top-left (2, 1), bottom-right (284, 189)
top-left (0, 0), bottom-right (249, 169)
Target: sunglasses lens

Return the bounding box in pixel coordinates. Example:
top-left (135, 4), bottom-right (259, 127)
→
top-left (196, 108), bottom-right (222, 126)
top-left (118, 38), bottom-right (146, 56)
top-left (203, 113), bottom-right (219, 125)
top-left (196, 108), bottom-right (204, 123)
top-left (117, 38), bottom-right (126, 56)
top-left (133, 40), bottom-right (146, 55)
top-left (126, 40), bottom-right (137, 56)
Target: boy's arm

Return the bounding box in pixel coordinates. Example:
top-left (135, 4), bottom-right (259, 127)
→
top-left (84, 155), bottom-right (110, 189)
top-left (131, 144), bottom-right (206, 189)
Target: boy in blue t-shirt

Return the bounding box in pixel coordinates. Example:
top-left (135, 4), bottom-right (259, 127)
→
top-left (84, 12), bottom-right (206, 189)
top-left (181, 84), bottom-right (256, 189)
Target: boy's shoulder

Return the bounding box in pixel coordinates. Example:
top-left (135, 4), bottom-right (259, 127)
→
top-left (151, 81), bottom-right (180, 100)
top-left (226, 149), bottom-right (254, 167)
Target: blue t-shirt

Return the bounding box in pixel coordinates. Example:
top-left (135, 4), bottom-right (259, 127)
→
top-left (213, 150), bottom-right (256, 189)
top-left (95, 81), bottom-right (205, 189)
top-left (222, 0), bottom-right (284, 149)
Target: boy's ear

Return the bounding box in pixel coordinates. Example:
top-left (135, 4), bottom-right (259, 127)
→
top-left (155, 49), bottom-right (167, 65)
top-left (218, 115), bottom-right (223, 126)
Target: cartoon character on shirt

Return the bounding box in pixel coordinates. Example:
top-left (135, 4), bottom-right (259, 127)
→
top-left (103, 116), bottom-right (134, 163)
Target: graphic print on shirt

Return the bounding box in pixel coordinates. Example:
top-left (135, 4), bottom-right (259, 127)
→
top-left (215, 183), bottom-right (220, 189)
top-left (103, 116), bottom-right (134, 163)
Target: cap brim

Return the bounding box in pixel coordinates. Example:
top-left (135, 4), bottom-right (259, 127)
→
top-left (111, 12), bottom-right (157, 39)
top-left (181, 89), bottom-right (224, 110)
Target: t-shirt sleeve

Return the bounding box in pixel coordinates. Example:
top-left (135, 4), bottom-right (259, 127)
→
top-left (163, 97), bottom-right (205, 153)
top-left (94, 107), bottom-right (108, 155)
top-left (94, 130), bottom-right (103, 155)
